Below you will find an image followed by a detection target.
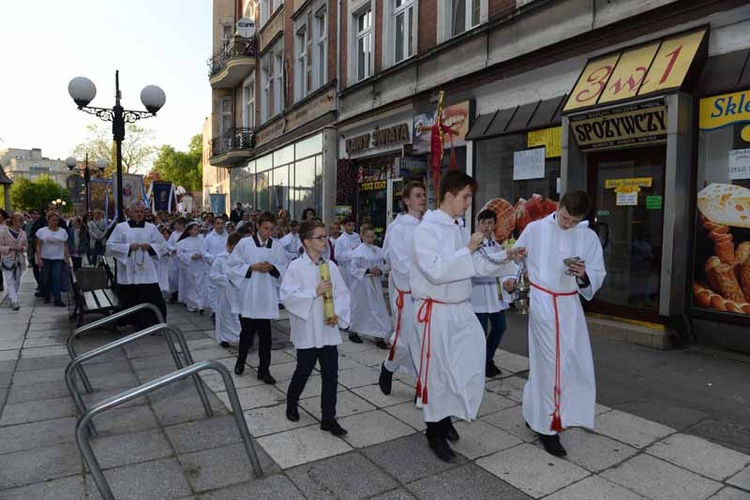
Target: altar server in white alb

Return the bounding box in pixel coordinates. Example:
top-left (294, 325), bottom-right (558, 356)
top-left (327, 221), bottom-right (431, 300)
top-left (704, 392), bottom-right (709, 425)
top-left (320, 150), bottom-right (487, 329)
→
top-left (106, 201), bottom-right (168, 328)
top-left (166, 217), bottom-right (186, 303)
top-left (279, 220), bottom-right (303, 261)
top-left (156, 225), bottom-right (172, 298)
top-left (176, 222), bottom-right (209, 314)
top-left (348, 224), bottom-right (391, 348)
top-left (514, 190), bottom-right (605, 457)
top-left (210, 233), bottom-right (243, 347)
top-left (410, 171), bottom-right (525, 463)
top-left (281, 218), bottom-right (351, 437)
top-left (333, 215), bottom-right (360, 290)
top-left (202, 216), bottom-right (229, 311)
top-left (227, 211), bottom-right (286, 383)
top-left (471, 208), bottom-right (518, 378)
top-left (379, 181), bottom-right (426, 394)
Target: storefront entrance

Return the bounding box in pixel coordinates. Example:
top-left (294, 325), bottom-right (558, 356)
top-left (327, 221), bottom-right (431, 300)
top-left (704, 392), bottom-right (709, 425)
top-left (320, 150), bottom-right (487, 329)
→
top-left (587, 146), bottom-right (666, 319)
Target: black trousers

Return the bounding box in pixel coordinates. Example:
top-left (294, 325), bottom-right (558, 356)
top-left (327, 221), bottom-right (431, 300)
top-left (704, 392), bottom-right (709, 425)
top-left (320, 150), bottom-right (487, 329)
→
top-left (118, 283), bottom-right (167, 329)
top-left (287, 346), bottom-right (339, 421)
top-left (238, 318), bottom-right (272, 372)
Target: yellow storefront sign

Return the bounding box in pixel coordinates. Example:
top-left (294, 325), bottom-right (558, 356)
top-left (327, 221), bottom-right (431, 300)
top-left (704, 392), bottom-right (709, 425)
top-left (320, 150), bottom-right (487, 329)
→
top-left (605, 177), bottom-right (653, 193)
top-left (699, 90), bottom-right (750, 131)
top-left (564, 28), bottom-right (707, 112)
top-left (527, 127), bottom-right (562, 158)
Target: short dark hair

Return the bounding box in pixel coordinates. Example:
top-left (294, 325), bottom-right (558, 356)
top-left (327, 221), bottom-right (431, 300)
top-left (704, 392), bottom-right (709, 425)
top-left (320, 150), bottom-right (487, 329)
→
top-left (214, 215), bottom-right (225, 223)
top-left (227, 233), bottom-right (243, 247)
top-left (360, 223), bottom-right (375, 234)
top-left (257, 211), bottom-right (276, 225)
top-left (300, 219), bottom-right (325, 243)
top-left (236, 224), bottom-right (251, 236)
top-left (289, 220), bottom-right (300, 229)
top-left (401, 181), bottom-right (426, 211)
top-left (302, 208), bottom-right (316, 218)
top-left (342, 215), bottom-right (355, 225)
top-left (560, 190), bottom-right (591, 217)
top-left (477, 209), bottom-right (496, 222)
top-left (439, 171), bottom-right (477, 203)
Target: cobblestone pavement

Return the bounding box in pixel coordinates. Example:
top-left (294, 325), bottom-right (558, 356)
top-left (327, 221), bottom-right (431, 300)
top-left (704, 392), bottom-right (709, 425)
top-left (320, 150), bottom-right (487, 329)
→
top-left (0, 273), bottom-right (749, 499)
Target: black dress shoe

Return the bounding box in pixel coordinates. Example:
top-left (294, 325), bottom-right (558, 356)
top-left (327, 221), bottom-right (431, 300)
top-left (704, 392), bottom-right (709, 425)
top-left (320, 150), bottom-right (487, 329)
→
top-left (286, 403), bottom-right (300, 422)
top-left (219, 341), bottom-right (230, 348)
top-left (258, 371), bottom-right (276, 385)
top-left (379, 362), bottom-right (393, 395)
top-left (427, 435), bottom-right (456, 463)
top-left (485, 363), bottom-right (502, 378)
top-left (539, 433), bottom-right (567, 457)
top-left (234, 361), bottom-right (245, 375)
top-left (348, 333), bottom-right (363, 343)
top-left (43, 297), bottom-right (51, 304)
top-left (446, 421), bottom-right (460, 442)
top-left (54, 300), bottom-right (66, 308)
top-left (375, 339), bottom-right (389, 349)
top-left (320, 419), bottom-right (347, 436)
top-left (34, 291), bottom-right (45, 298)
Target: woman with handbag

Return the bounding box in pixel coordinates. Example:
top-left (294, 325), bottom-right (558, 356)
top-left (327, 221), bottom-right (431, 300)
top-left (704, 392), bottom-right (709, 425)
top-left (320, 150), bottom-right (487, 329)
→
top-left (0, 213), bottom-right (28, 310)
top-left (35, 211), bottom-right (70, 307)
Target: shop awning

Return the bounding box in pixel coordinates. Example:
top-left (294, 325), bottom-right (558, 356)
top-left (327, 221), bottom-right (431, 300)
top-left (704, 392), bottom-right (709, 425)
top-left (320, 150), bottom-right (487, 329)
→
top-left (466, 95), bottom-right (565, 140)
top-left (563, 27), bottom-right (708, 113)
top-left (694, 48), bottom-right (750, 96)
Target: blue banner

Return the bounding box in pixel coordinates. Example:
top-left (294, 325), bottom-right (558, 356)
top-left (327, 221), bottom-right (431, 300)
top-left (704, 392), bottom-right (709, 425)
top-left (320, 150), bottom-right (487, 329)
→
top-left (210, 193), bottom-right (227, 215)
top-left (152, 181), bottom-right (174, 212)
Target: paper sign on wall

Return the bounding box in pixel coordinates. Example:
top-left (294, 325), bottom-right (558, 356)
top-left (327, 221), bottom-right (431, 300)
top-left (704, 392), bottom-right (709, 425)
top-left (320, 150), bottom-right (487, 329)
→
top-left (513, 148), bottom-right (546, 180)
top-left (616, 192), bottom-right (638, 206)
top-left (728, 149), bottom-right (750, 180)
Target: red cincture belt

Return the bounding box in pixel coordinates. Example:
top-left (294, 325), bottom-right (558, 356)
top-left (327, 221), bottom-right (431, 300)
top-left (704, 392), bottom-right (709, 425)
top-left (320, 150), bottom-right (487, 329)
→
top-left (415, 298), bottom-right (447, 404)
top-left (387, 288), bottom-right (411, 362)
top-left (530, 282), bottom-right (578, 432)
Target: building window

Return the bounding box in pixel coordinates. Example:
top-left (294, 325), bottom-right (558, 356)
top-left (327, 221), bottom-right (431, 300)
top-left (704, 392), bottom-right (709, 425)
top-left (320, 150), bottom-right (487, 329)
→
top-left (295, 24), bottom-right (310, 100)
top-left (313, 8), bottom-right (327, 88)
top-left (261, 55), bottom-right (270, 122)
top-left (219, 96), bottom-right (232, 136)
top-left (273, 47), bottom-right (284, 115)
top-left (259, 0), bottom-right (270, 25)
top-left (451, 0), bottom-right (480, 36)
top-left (394, 0), bottom-right (413, 63)
top-left (242, 73), bottom-right (255, 129)
top-left (355, 8), bottom-right (373, 82)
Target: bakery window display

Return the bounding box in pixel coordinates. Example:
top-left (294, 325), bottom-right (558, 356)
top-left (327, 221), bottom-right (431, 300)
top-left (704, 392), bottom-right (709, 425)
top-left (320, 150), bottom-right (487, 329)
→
top-left (693, 183), bottom-right (750, 315)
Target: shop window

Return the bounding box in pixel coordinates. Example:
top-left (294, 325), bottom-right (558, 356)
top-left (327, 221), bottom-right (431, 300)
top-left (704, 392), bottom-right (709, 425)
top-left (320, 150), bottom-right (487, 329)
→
top-left (293, 156), bottom-right (317, 218)
top-left (693, 108), bottom-right (750, 318)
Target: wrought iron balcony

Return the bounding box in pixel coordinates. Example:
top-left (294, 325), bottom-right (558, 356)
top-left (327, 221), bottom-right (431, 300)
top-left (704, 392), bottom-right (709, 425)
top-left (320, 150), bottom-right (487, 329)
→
top-left (208, 36), bottom-right (256, 88)
top-left (210, 128), bottom-right (254, 167)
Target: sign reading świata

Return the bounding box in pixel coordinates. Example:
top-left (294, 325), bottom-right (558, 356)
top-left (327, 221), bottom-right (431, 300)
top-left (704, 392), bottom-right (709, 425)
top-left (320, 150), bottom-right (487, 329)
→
top-left (569, 100), bottom-right (667, 150)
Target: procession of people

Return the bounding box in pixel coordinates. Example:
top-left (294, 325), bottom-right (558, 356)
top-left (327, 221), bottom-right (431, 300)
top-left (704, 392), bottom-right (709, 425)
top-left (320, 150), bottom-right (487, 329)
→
top-left (0, 175), bottom-right (605, 461)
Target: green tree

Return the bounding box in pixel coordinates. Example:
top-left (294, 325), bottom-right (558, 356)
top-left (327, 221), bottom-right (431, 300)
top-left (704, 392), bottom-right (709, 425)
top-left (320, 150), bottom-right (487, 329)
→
top-left (151, 134), bottom-right (203, 192)
top-left (10, 175), bottom-right (70, 212)
top-left (73, 123), bottom-right (157, 175)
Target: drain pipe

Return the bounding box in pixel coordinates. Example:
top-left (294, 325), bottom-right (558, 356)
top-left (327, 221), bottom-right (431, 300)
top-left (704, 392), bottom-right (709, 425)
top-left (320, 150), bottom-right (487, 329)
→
top-left (336, 0), bottom-right (343, 111)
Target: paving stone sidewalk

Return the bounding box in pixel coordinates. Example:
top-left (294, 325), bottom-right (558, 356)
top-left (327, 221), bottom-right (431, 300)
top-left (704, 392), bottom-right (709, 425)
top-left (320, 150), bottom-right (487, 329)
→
top-left (0, 272), bottom-right (749, 499)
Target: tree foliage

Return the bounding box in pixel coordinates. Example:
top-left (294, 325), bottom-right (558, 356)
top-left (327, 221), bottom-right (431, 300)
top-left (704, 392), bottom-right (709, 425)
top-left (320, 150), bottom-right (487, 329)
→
top-left (10, 175), bottom-right (70, 212)
top-left (151, 134), bottom-right (203, 192)
top-left (73, 123), bottom-right (157, 175)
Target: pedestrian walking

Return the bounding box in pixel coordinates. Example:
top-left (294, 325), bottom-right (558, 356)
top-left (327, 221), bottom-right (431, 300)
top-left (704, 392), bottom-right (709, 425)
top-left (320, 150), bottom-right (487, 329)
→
top-left (35, 211), bottom-right (70, 307)
top-left (176, 222), bottom-right (209, 314)
top-left (210, 233), bottom-right (243, 347)
top-left (0, 213), bottom-right (28, 310)
top-left (281, 218), bottom-right (351, 436)
top-left (515, 190), bottom-right (606, 457)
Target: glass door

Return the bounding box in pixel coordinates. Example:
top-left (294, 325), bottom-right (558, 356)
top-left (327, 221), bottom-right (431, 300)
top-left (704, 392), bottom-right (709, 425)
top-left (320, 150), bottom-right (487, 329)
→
top-left (587, 146), bottom-right (666, 318)
top-left (387, 178), bottom-right (403, 224)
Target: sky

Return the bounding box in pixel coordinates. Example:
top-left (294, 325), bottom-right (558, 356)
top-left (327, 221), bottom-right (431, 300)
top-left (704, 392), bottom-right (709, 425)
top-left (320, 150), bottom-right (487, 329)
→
top-left (0, 0), bottom-right (212, 167)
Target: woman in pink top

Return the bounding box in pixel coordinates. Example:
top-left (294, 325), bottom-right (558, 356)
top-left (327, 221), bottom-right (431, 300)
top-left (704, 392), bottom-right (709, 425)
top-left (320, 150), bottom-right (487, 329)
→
top-left (0, 213), bottom-right (28, 310)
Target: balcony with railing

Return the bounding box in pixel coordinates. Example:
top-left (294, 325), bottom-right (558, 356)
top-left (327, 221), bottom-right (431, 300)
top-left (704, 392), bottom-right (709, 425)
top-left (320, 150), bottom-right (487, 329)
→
top-left (209, 128), bottom-right (255, 167)
top-left (208, 36), bottom-right (256, 88)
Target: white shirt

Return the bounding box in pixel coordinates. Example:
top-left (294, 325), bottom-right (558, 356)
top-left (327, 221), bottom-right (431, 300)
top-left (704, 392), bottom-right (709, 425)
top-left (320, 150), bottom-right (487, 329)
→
top-left (36, 227), bottom-right (68, 260)
top-left (470, 238), bottom-right (517, 314)
top-left (202, 230), bottom-right (228, 265)
top-left (280, 253), bottom-right (351, 349)
top-left (106, 221), bottom-right (168, 285)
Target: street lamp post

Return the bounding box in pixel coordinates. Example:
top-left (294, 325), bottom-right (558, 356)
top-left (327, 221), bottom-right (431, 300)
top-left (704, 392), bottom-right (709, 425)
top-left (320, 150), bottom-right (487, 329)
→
top-left (68, 70), bottom-right (165, 222)
top-left (66, 153), bottom-right (107, 214)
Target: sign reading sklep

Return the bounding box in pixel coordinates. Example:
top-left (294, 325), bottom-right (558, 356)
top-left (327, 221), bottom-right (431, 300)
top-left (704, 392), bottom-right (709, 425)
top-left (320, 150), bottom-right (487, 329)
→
top-left (569, 100), bottom-right (667, 150)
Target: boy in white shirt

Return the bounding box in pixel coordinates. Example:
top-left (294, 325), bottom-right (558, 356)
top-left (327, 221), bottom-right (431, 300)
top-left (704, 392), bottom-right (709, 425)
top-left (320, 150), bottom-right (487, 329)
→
top-left (280, 219), bottom-right (351, 436)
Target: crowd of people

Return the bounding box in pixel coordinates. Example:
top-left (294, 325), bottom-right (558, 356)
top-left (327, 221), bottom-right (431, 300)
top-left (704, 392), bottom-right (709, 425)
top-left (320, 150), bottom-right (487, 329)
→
top-left (0, 173), bottom-right (606, 462)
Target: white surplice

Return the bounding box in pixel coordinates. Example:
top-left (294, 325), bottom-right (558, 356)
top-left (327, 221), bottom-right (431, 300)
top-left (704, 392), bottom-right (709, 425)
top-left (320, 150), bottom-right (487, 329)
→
top-left (210, 251), bottom-right (241, 344)
top-left (515, 212), bottom-right (606, 435)
top-left (166, 230), bottom-right (183, 294)
top-left (382, 214), bottom-right (421, 378)
top-left (470, 238), bottom-right (517, 314)
top-left (280, 253), bottom-right (351, 349)
top-left (177, 235), bottom-right (209, 311)
top-left (226, 235), bottom-right (286, 319)
top-left (349, 242), bottom-right (391, 338)
top-left (279, 232), bottom-right (303, 262)
top-left (333, 231), bottom-right (361, 290)
top-left (202, 230), bottom-right (228, 309)
top-left (410, 209), bottom-right (518, 422)
top-left (106, 221), bottom-right (167, 285)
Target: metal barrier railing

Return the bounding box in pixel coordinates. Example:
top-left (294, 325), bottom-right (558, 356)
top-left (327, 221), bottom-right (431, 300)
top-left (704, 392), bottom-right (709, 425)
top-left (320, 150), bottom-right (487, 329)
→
top-left (78, 360), bottom-right (263, 500)
top-left (65, 323), bottom-right (213, 436)
top-left (67, 303), bottom-right (166, 393)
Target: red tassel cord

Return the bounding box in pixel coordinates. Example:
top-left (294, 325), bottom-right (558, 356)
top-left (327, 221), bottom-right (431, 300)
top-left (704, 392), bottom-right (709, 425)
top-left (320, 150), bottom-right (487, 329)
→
top-left (387, 289), bottom-right (409, 361)
top-left (415, 299), bottom-right (442, 405)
